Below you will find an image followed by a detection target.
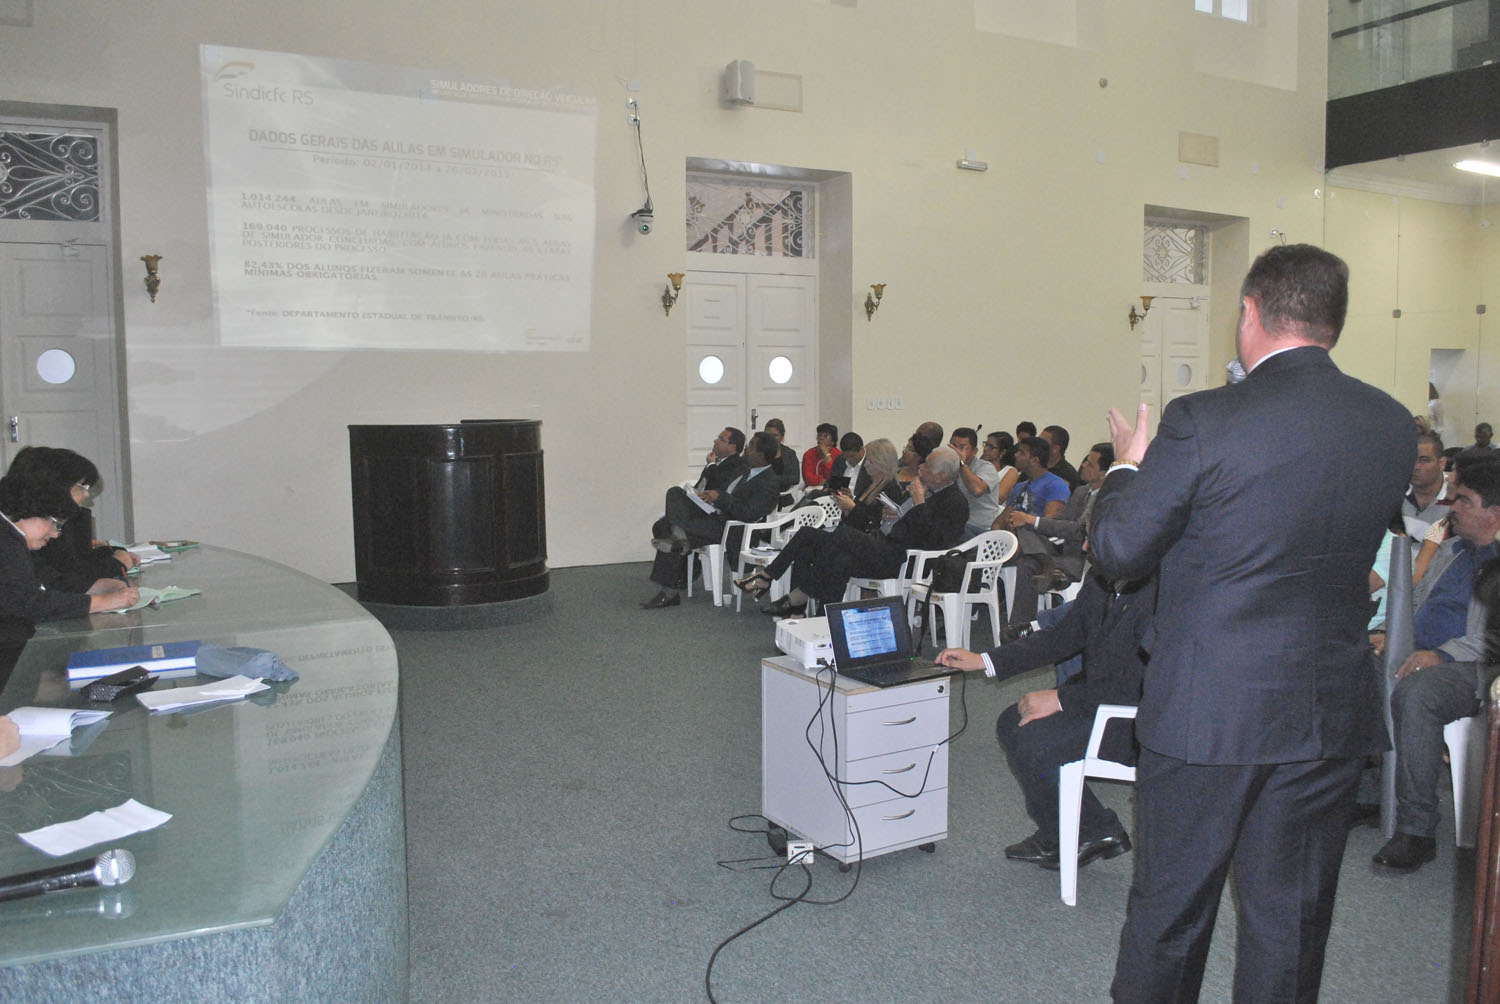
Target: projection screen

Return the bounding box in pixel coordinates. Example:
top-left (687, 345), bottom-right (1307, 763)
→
top-left (201, 44), bottom-right (597, 352)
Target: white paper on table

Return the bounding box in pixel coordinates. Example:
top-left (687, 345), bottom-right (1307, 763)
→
top-left (135, 675), bottom-right (268, 712)
top-left (124, 544), bottom-right (171, 563)
top-left (0, 708), bottom-right (113, 766)
top-left (17, 798), bottom-right (172, 857)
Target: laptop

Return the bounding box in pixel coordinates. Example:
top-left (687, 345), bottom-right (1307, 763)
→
top-left (824, 595), bottom-right (958, 688)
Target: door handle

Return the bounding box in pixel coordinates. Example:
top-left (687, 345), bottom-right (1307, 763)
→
top-left (750, 407), bottom-right (758, 429)
top-left (7, 416), bottom-right (16, 444)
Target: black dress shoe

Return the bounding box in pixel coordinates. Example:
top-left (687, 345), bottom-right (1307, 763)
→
top-left (1004, 832), bottom-right (1060, 867)
top-left (1373, 833), bottom-right (1436, 872)
top-left (1041, 832), bottom-right (1132, 871)
top-left (760, 595), bottom-right (801, 617)
top-left (1347, 802), bottom-right (1381, 829)
top-left (997, 623), bottom-right (1032, 645)
top-left (639, 591), bottom-right (681, 610)
top-left (1030, 568), bottom-right (1072, 594)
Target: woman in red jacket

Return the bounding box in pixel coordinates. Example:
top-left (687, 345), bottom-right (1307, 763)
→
top-left (800, 422), bottom-right (841, 487)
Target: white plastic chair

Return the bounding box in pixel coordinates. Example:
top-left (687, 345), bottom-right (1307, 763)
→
top-left (905, 530), bottom-right (1019, 650)
top-left (813, 495), bottom-right (842, 529)
top-left (1059, 703), bottom-right (1138, 906)
top-left (1445, 712), bottom-right (1486, 848)
top-left (843, 547), bottom-right (926, 605)
top-left (685, 520), bottom-right (744, 608)
top-left (731, 507), bottom-right (826, 612)
top-left (1039, 575), bottom-right (1084, 613)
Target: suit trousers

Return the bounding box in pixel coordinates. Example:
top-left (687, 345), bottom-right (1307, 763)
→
top-left (996, 703), bottom-right (1124, 846)
top-left (1390, 661), bottom-right (1485, 838)
top-left (649, 486), bottom-right (728, 590)
top-left (1111, 750), bottom-right (1362, 1004)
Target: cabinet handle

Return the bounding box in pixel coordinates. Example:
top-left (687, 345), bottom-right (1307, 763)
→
top-left (881, 763), bottom-right (917, 775)
top-left (883, 716), bottom-right (917, 726)
top-left (882, 808), bottom-right (917, 821)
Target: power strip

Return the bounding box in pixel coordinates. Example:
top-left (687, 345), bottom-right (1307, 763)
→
top-left (787, 841), bottom-right (814, 866)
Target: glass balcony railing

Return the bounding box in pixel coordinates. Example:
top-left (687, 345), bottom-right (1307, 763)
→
top-left (1329, 0), bottom-right (1496, 100)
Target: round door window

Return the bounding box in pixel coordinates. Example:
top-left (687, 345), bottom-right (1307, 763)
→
top-left (36, 348), bottom-right (77, 385)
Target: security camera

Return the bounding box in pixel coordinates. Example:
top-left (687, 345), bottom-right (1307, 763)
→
top-left (630, 207), bottom-right (653, 235)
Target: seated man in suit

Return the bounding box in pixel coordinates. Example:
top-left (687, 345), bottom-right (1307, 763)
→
top-left (695, 427), bottom-right (747, 493)
top-left (826, 432), bottom-right (865, 494)
top-left (1374, 457), bottom-right (1500, 870)
top-left (937, 565), bottom-right (1153, 870)
top-left (743, 446), bottom-right (970, 615)
top-left (641, 430), bottom-right (780, 610)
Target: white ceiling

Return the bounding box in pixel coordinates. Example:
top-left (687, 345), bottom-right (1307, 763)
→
top-left (1325, 140), bottom-right (1500, 205)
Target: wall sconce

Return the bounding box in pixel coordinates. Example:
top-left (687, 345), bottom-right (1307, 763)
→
top-left (1269, 229), bottom-right (1287, 245)
top-left (661, 272), bottom-right (684, 316)
top-left (141, 254), bottom-right (162, 302)
top-left (864, 283), bottom-right (885, 321)
top-left (1127, 295), bottom-right (1154, 330)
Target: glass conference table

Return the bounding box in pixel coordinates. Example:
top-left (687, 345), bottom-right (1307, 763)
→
top-left (0, 546), bottom-right (405, 1001)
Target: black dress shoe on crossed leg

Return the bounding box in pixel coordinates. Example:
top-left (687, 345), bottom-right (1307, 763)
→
top-left (640, 591), bottom-right (681, 610)
top-left (1372, 832), bottom-right (1436, 872)
top-left (1040, 831), bottom-right (1132, 871)
top-left (1004, 831), bottom-right (1060, 867)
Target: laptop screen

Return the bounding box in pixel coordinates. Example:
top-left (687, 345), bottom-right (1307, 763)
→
top-left (826, 595), bottom-right (915, 671)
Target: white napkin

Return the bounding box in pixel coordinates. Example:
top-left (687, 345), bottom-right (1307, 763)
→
top-left (18, 798), bottom-right (171, 857)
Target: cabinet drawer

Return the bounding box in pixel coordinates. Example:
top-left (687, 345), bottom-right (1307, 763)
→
top-left (839, 744), bottom-right (948, 809)
top-left (843, 696), bottom-right (949, 760)
top-left (848, 788), bottom-right (948, 855)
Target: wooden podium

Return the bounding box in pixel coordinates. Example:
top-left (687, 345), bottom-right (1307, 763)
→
top-left (349, 420), bottom-right (547, 605)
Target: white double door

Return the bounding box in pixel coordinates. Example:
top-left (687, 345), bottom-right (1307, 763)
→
top-left (1138, 288), bottom-right (1211, 436)
top-left (682, 270), bottom-right (817, 479)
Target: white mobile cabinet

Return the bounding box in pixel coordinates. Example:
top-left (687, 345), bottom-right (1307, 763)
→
top-left (760, 655), bottom-right (951, 866)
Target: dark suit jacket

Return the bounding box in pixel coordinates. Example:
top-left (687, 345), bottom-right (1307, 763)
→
top-left (1089, 346), bottom-right (1414, 764)
top-left (887, 481), bottom-right (970, 553)
top-left (987, 571), bottom-right (1154, 763)
top-left (695, 454), bottom-right (748, 493)
top-left (713, 465), bottom-right (780, 523)
top-left (0, 522), bottom-right (91, 647)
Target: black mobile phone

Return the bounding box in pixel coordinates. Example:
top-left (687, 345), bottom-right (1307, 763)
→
top-left (82, 666), bottom-right (157, 703)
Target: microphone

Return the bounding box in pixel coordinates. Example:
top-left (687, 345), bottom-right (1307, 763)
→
top-left (0, 848), bottom-right (136, 903)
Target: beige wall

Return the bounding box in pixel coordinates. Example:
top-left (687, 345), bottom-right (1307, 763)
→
top-left (1325, 184), bottom-right (1498, 443)
top-left (0, 0), bottom-right (1335, 580)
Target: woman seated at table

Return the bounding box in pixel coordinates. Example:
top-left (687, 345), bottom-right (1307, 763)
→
top-left (0, 466), bottom-right (139, 649)
top-left (6, 446), bottom-right (137, 591)
top-left (800, 423), bottom-right (841, 487)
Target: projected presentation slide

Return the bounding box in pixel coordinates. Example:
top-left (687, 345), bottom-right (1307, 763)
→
top-left (201, 45), bottom-right (597, 352)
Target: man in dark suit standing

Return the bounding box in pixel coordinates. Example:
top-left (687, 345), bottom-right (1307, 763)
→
top-left (1089, 244), bottom-right (1415, 1003)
